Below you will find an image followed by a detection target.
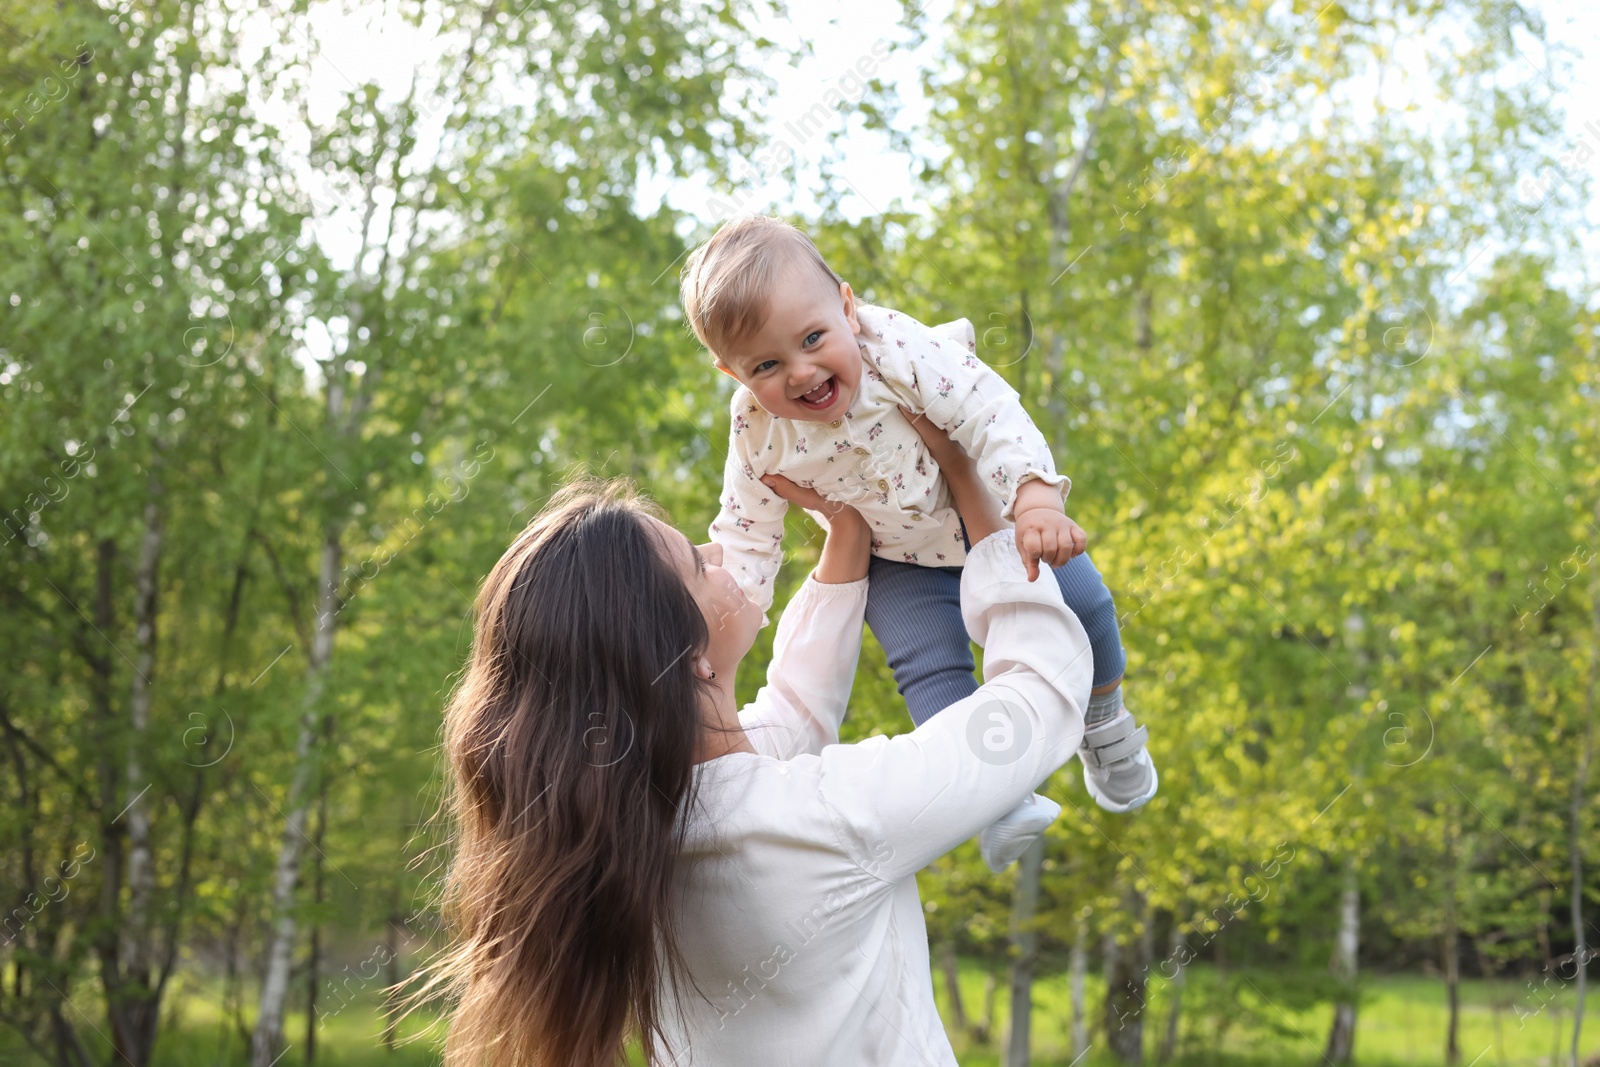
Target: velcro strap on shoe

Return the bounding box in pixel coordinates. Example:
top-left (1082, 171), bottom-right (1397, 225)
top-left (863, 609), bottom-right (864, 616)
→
top-left (1082, 722), bottom-right (1148, 768)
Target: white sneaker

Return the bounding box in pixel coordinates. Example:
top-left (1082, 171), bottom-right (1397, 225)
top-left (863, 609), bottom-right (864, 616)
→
top-left (1080, 710), bottom-right (1158, 813)
top-left (978, 793), bottom-right (1062, 871)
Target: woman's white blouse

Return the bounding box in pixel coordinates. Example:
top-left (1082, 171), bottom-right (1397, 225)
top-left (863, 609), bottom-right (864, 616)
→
top-left (709, 303), bottom-right (1071, 615)
top-left (662, 531), bottom-right (1092, 1067)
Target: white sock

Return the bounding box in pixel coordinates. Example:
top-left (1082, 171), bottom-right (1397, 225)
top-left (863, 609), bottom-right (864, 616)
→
top-left (978, 793), bottom-right (1062, 872)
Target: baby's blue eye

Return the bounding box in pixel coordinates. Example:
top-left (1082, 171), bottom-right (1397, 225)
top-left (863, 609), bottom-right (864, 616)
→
top-left (803, 331), bottom-right (823, 347)
top-left (755, 359), bottom-right (778, 373)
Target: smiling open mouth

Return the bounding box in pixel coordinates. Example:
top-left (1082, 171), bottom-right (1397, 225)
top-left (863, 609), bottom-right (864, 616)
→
top-left (796, 377), bottom-right (838, 410)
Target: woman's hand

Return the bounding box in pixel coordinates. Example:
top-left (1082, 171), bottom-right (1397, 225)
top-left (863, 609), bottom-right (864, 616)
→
top-left (761, 474), bottom-right (871, 584)
top-left (760, 474), bottom-right (847, 518)
top-left (898, 407), bottom-right (1007, 546)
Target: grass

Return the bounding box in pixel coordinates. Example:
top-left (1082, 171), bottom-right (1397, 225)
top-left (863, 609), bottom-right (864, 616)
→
top-left (933, 961), bottom-right (1600, 1066)
top-left (5, 965), bottom-right (1595, 1065)
top-left (146, 983), bottom-right (443, 1067)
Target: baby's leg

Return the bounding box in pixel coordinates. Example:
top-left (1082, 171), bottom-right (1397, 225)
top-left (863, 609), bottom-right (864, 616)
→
top-left (863, 557), bottom-right (975, 727)
top-left (1051, 552), bottom-right (1158, 812)
top-left (1048, 551), bottom-right (1127, 716)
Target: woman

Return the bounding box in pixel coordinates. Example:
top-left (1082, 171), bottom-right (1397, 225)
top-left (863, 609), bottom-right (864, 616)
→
top-left (424, 418), bottom-right (1093, 1066)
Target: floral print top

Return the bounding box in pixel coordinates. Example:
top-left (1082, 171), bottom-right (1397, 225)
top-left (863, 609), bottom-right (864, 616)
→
top-left (709, 303), bottom-right (1069, 616)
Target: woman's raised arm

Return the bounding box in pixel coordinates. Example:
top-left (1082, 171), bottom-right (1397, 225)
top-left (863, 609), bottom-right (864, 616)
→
top-left (733, 476), bottom-right (872, 760)
top-left (811, 528), bottom-right (1092, 882)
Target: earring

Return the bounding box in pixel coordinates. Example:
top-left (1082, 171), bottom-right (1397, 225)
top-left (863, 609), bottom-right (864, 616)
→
top-left (708, 671), bottom-right (717, 681)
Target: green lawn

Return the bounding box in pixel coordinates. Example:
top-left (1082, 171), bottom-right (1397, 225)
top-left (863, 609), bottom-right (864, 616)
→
top-left (7, 966), bottom-right (1594, 1065)
top-left (146, 985), bottom-right (443, 1067)
top-left (934, 961), bottom-right (1600, 1066)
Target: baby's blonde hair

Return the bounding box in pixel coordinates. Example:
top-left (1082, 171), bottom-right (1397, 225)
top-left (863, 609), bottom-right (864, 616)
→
top-left (679, 215), bottom-right (843, 359)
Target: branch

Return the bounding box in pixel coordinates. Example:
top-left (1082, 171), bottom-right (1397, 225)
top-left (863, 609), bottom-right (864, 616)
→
top-left (1048, 73), bottom-right (1115, 254)
top-left (251, 531), bottom-right (312, 657)
top-left (155, 769), bottom-right (206, 999)
top-left (0, 698), bottom-right (100, 810)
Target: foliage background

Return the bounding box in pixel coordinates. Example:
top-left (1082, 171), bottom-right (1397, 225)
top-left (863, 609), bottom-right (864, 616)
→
top-left (1, 0), bottom-right (1596, 1065)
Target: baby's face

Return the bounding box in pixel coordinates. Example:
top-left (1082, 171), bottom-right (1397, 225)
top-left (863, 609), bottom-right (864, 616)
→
top-left (713, 262), bottom-right (863, 423)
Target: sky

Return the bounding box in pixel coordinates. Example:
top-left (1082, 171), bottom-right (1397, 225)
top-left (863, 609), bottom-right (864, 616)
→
top-left (1517, 1), bottom-right (1600, 287)
top-left (273, 0), bottom-right (1599, 293)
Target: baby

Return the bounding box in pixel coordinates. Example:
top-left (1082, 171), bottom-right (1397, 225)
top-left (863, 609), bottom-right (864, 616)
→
top-left (683, 215), bottom-right (1158, 870)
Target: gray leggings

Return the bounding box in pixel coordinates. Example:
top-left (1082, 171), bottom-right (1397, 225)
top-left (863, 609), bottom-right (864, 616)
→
top-left (864, 550), bottom-right (1126, 727)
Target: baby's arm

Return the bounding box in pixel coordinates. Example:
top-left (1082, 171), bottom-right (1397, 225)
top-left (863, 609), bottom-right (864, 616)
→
top-left (708, 401), bottom-right (788, 617)
top-left (871, 314), bottom-right (1081, 579)
top-left (904, 404), bottom-right (1084, 579)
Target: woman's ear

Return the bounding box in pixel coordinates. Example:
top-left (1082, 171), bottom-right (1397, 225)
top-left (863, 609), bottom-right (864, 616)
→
top-left (692, 654), bottom-right (717, 683)
top-left (838, 281), bottom-right (861, 335)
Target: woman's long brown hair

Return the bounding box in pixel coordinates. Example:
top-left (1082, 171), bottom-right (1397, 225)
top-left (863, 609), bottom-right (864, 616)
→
top-left (416, 478), bottom-right (710, 1066)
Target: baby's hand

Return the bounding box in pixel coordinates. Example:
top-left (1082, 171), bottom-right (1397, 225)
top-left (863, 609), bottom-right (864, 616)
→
top-left (1014, 508), bottom-right (1087, 582)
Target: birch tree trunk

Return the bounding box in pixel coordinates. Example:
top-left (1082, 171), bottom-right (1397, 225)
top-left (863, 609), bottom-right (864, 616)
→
top-left (1325, 863), bottom-right (1361, 1064)
top-left (1069, 917), bottom-right (1090, 1060)
top-left (97, 0), bottom-right (198, 1054)
top-left (1004, 838), bottom-right (1045, 1067)
top-left (1570, 501), bottom-right (1598, 1067)
top-left (90, 538), bottom-right (125, 1061)
top-left (251, 531), bottom-right (342, 1067)
top-left (941, 942), bottom-right (969, 1034)
top-left (304, 786), bottom-right (329, 1064)
top-left (251, 120), bottom-right (391, 1064)
top-left (114, 461), bottom-right (164, 1065)
top-left (1158, 927), bottom-right (1186, 1063)
top-left (1039, 74), bottom-right (1114, 443)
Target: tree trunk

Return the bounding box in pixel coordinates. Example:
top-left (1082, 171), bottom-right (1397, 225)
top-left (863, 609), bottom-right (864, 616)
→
top-left (1158, 927), bottom-right (1186, 1063)
top-left (941, 942), bottom-right (969, 1034)
top-left (251, 530), bottom-right (342, 1067)
top-left (1325, 863), bottom-right (1361, 1064)
top-left (1571, 506), bottom-right (1598, 1067)
top-left (1443, 811), bottom-right (1461, 1067)
top-left (114, 465), bottom-right (164, 1066)
top-left (1038, 67), bottom-right (1115, 444)
top-left (1104, 882), bottom-right (1151, 1065)
top-left (1004, 838), bottom-right (1045, 1067)
top-left (250, 128), bottom-right (389, 1064)
top-left (383, 905), bottom-right (402, 1051)
top-left (90, 537), bottom-right (127, 1063)
top-left (1443, 923), bottom-right (1460, 1065)
top-left (305, 921), bottom-right (321, 1065)
top-left (1212, 927), bottom-right (1234, 1047)
top-left (976, 971), bottom-right (998, 1045)
top-left (305, 787), bottom-right (329, 1064)
top-left (52, 1005), bottom-right (96, 1067)
top-left (1069, 918), bottom-right (1090, 1060)
top-left (224, 898), bottom-right (250, 1048)
top-left (1537, 891), bottom-right (1554, 972)
top-left (91, 465), bottom-right (168, 1067)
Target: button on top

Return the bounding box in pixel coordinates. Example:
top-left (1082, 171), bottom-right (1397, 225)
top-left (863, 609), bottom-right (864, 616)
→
top-left (854, 446), bottom-right (869, 456)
